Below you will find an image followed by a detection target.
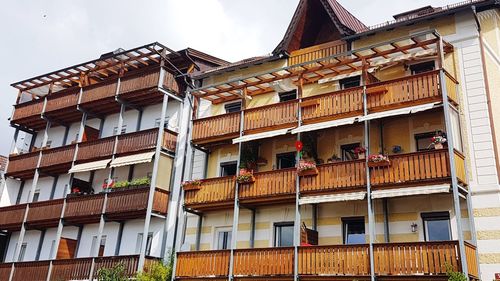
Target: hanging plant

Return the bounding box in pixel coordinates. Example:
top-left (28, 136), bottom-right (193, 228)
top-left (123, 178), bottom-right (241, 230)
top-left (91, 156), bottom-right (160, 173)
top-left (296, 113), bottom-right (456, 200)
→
top-left (367, 154), bottom-right (390, 168)
top-left (297, 160), bottom-right (318, 176)
top-left (236, 168), bottom-right (255, 184)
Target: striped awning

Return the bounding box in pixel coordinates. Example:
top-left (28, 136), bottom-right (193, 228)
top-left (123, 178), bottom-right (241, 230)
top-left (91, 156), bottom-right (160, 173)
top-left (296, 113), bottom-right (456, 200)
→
top-left (232, 127), bottom-right (293, 144)
top-left (110, 151), bottom-right (155, 168)
top-left (299, 192), bottom-right (366, 205)
top-left (69, 159), bottom-right (111, 174)
top-left (291, 116), bottom-right (360, 134)
top-left (371, 184), bottom-right (450, 199)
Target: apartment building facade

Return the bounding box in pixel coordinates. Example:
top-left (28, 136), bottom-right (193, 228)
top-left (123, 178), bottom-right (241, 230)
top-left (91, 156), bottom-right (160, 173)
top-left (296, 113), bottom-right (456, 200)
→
top-left (175, 1), bottom-right (500, 281)
top-left (0, 43), bottom-right (227, 280)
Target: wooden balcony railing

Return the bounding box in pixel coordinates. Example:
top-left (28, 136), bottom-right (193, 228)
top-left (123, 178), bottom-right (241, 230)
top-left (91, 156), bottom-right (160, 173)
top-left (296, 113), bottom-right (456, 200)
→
top-left (163, 129), bottom-right (178, 152)
top-left (80, 81), bottom-right (118, 104)
top-left (76, 136), bottom-right (115, 162)
top-left (39, 144), bottom-right (76, 168)
top-left (454, 150), bottom-right (467, 185)
top-left (0, 204), bottom-right (27, 231)
top-left (445, 70), bottom-right (459, 104)
top-left (64, 193), bottom-right (105, 221)
top-left (45, 90), bottom-right (79, 113)
top-left (26, 199), bottom-right (64, 228)
top-left (300, 160), bottom-right (366, 195)
top-left (233, 247), bottom-right (294, 277)
top-left (6, 152), bottom-right (39, 176)
top-left (119, 71), bottom-right (160, 95)
top-left (192, 112), bottom-right (241, 143)
top-left (239, 168), bottom-right (296, 203)
top-left (12, 99), bottom-right (44, 121)
top-left (298, 245), bottom-right (370, 276)
top-left (288, 40), bottom-right (347, 66)
top-left (116, 129), bottom-right (158, 155)
top-left (244, 100), bottom-right (298, 133)
top-left (162, 71), bottom-right (180, 94)
top-left (152, 188), bottom-right (169, 215)
top-left (184, 176), bottom-right (235, 210)
top-left (366, 70), bottom-right (441, 112)
top-left (0, 264), bottom-right (12, 281)
top-left (12, 261), bottom-right (50, 281)
top-left (301, 87), bottom-right (364, 124)
top-left (176, 250), bottom-right (230, 278)
top-left (465, 242), bottom-right (479, 278)
top-left (105, 187), bottom-right (167, 219)
top-left (50, 258), bottom-right (93, 281)
top-left (93, 255), bottom-right (141, 277)
top-left (370, 149), bottom-right (451, 187)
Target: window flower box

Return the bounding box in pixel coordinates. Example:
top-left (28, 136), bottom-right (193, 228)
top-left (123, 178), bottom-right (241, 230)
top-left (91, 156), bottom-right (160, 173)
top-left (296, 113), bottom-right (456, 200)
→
top-left (367, 154), bottom-right (390, 168)
top-left (236, 169), bottom-right (255, 184)
top-left (181, 179), bottom-right (202, 191)
top-left (297, 160), bottom-right (318, 177)
top-left (431, 135), bottom-right (447, 150)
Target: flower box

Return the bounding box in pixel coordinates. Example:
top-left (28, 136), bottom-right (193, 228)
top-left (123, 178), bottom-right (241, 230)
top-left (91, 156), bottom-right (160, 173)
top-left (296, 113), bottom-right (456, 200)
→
top-left (298, 167), bottom-right (319, 177)
top-left (368, 159), bottom-right (391, 168)
top-left (236, 169), bottom-right (255, 184)
top-left (297, 160), bottom-right (318, 177)
top-left (182, 180), bottom-right (202, 191)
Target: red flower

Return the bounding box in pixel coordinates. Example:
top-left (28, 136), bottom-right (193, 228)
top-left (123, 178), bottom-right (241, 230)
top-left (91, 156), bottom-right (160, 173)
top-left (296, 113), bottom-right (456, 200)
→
top-left (295, 140), bottom-right (303, 151)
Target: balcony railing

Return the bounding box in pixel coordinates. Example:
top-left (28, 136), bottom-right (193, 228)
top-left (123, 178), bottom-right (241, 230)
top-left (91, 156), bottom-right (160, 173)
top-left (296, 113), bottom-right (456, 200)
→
top-left (11, 99), bottom-right (43, 122)
top-left (39, 144), bottom-right (76, 169)
top-left (233, 247), bottom-right (295, 277)
top-left (192, 112), bottom-right (241, 143)
top-left (50, 258), bottom-right (93, 281)
top-left (298, 245), bottom-right (370, 276)
top-left (184, 176), bottom-right (235, 211)
top-left (0, 264), bottom-right (12, 281)
top-left (239, 168), bottom-right (296, 203)
top-left (0, 204), bottom-right (26, 231)
top-left (105, 187), bottom-right (168, 220)
top-left (64, 193), bottom-right (105, 223)
top-left (6, 152), bottom-right (39, 178)
top-left (80, 81), bottom-right (118, 104)
top-left (11, 261), bottom-right (50, 281)
top-left (176, 250), bottom-right (230, 278)
top-left (288, 40), bottom-right (347, 66)
top-left (45, 90), bottom-right (79, 113)
top-left (116, 128), bottom-right (159, 155)
top-left (163, 129), bottom-right (178, 152)
top-left (25, 199), bottom-right (64, 229)
top-left (76, 136), bottom-right (115, 162)
top-left (454, 150), bottom-right (467, 185)
top-left (244, 99), bottom-right (298, 133)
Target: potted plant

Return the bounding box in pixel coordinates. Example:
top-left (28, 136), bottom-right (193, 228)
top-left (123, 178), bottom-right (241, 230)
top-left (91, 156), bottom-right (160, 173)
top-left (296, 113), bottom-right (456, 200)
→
top-left (236, 168), bottom-right (255, 184)
top-left (431, 135), bottom-right (447, 149)
top-left (354, 147), bottom-right (367, 159)
top-left (367, 154), bottom-right (390, 167)
top-left (129, 177), bottom-right (151, 188)
top-left (181, 179), bottom-right (202, 191)
top-left (297, 160), bottom-right (318, 176)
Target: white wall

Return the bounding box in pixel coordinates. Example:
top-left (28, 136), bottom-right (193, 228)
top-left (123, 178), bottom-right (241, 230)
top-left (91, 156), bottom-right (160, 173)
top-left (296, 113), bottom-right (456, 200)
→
top-left (118, 217), bottom-right (165, 258)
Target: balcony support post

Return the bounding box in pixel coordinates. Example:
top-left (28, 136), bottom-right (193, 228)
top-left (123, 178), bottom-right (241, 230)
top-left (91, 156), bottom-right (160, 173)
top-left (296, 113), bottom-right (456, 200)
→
top-left (293, 77), bottom-right (304, 281)
top-left (88, 191), bottom-right (108, 280)
top-left (137, 88), bottom-right (170, 271)
top-left (439, 62), bottom-right (469, 276)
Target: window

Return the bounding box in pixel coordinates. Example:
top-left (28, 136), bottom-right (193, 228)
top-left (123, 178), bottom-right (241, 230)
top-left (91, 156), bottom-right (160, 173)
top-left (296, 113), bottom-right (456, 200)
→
top-left (343, 217), bottom-right (365, 244)
top-left (224, 102), bottom-right (242, 113)
top-left (32, 189), bottom-right (40, 202)
top-left (113, 125), bottom-right (127, 136)
top-left (18, 243), bottom-right (27, 261)
top-left (136, 232), bottom-right (153, 255)
top-left (415, 131), bottom-right (442, 151)
top-left (49, 240), bottom-right (56, 259)
top-left (341, 143), bottom-right (361, 161)
top-left (220, 161), bottom-right (237, 177)
top-left (410, 61), bottom-right (435, 75)
top-left (279, 90), bottom-right (297, 102)
top-left (449, 109), bottom-right (463, 152)
top-left (422, 212), bottom-right (451, 241)
top-left (154, 117), bottom-right (170, 128)
top-left (216, 229), bottom-right (232, 250)
top-left (276, 152), bottom-right (296, 169)
top-left (274, 222), bottom-right (294, 247)
top-left (339, 76), bottom-right (361, 89)
top-left (90, 235), bottom-right (107, 257)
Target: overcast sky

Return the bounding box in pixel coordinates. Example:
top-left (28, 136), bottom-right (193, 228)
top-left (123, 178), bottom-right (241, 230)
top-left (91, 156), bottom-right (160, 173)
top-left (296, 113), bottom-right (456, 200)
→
top-left (0, 0), bottom-right (462, 155)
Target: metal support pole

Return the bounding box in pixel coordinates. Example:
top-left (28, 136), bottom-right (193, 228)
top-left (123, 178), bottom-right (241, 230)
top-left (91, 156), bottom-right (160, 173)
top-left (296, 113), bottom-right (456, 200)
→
top-left (293, 80), bottom-right (303, 281)
top-left (195, 214), bottom-right (203, 251)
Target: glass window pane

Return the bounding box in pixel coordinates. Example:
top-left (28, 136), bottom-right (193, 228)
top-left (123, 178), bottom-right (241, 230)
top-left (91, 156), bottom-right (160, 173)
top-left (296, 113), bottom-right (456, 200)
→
top-left (278, 225), bottom-right (294, 247)
top-left (426, 219), bottom-right (451, 241)
top-left (344, 219), bottom-right (365, 245)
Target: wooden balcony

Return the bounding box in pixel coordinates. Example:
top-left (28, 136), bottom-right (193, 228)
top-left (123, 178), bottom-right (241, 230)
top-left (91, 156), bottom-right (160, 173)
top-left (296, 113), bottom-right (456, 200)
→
top-left (0, 263), bottom-right (12, 281)
top-left (239, 168), bottom-right (296, 205)
top-left (25, 199), bottom-right (64, 229)
top-left (192, 112), bottom-right (241, 144)
top-left (6, 152), bottom-right (39, 179)
top-left (11, 261), bottom-right (50, 281)
top-left (105, 187), bottom-right (168, 220)
top-left (50, 258), bottom-right (93, 281)
top-left (64, 193), bottom-right (105, 225)
top-left (76, 136), bottom-right (115, 163)
top-left (244, 99), bottom-right (298, 134)
top-left (184, 176), bottom-right (235, 212)
top-left (176, 250), bottom-right (230, 279)
top-left (163, 129), bottom-right (178, 152)
top-left (0, 204), bottom-right (26, 231)
top-left (300, 160), bottom-right (366, 196)
top-left (115, 128), bottom-right (160, 155)
top-left (118, 70), bottom-right (166, 108)
top-left (79, 81), bottom-right (121, 116)
top-left (92, 255), bottom-right (142, 278)
top-left (11, 99), bottom-right (45, 130)
top-left (233, 247), bottom-right (295, 277)
top-left (39, 144), bottom-right (76, 174)
top-left (44, 89), bottom-right (81, 125)
top-left (288, 40), bottom-right (347, 66)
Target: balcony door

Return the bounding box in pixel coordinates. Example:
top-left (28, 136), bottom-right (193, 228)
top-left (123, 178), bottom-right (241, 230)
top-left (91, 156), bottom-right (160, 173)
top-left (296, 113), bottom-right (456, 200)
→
top-left (216, 228), bottom-right (232, 250)
top-left (220, 161), bottom-right (237, 177)
top-left (274, 222), bottom-right (294, 247)
top-left (342, 217), bottom-right (365, 244)
top-left (276, 152), bottom-right (296, 169)
top-left (422, 212), bottom-right (451, 241)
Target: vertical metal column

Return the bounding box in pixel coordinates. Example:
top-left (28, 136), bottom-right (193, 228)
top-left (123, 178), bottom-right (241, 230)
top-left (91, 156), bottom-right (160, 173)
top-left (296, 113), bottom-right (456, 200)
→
top-left (293, 78), bottom-right (304, 281)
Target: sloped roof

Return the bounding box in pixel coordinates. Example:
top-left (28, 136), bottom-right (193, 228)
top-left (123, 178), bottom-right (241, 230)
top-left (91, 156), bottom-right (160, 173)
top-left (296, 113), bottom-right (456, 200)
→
top-left (325, 0), bottom-right (368, 33)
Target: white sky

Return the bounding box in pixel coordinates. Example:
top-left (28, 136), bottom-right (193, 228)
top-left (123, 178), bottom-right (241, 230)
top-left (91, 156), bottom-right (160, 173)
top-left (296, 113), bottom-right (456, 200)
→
top-left (0, 0), bottom-right (463, 154)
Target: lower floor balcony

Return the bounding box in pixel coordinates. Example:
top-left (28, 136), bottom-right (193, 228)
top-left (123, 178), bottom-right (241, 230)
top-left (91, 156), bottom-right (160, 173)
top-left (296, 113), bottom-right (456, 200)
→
top-left (175, 241), bottom-right (478, 280)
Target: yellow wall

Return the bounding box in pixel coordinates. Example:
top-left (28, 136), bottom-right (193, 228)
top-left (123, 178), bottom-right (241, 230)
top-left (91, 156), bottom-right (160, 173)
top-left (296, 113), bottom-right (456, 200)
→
top-left (206, 144), bottom-right (239, 178)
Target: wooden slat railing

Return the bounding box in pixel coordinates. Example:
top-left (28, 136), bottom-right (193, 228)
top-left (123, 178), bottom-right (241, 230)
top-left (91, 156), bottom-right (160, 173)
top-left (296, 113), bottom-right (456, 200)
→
top-left (176, 250), bottom-right (230, 277)
top-left (0, 204), bottom-right (27, 230)
top-left (80, 81), bottom-right (118, 104)
top-left (244, 100), bottom-right (298, 133)
top-left (163, 129), bottom-right (178, 152)
top-left (192, 112), bottom-right (241, 142)
top-left (300, 160), bottom-right (366, 195)
top-left (93, 255), bottom-right (140, 277)
top-left (0, 264), bottom-right (12, 281)
top-left (163, 71), bottom-right (180, 94)
top-left (119, 71), bottom-right (160, 95)
top-left (64, 193), bottom-right (105, 219)
top-left (370, 149), bottom-right (450, 187)
top-left (373, 241), bottom-right (460, 276)
top-left (301, 87), bottom-right (364, 124)
top-left (152, 188), bottom-right (169, 215)
top-left (50, 258), bottom-right (93, 281)
top-left (39, 144), bottom-right (76, 168)
top-left (464, 242), bottom-right (478, 278)
top-left (288, 40), bottom-right (347, 66)
top-left (444, 70), bottom-right (459, 105)
top-left (366, 70), bottom-right (441, 112)
top-left (45, 90), bottom-right (79, 113)
top-left (12, 99), bottom-right (44, 121)
top-left (298, 245), bottom-right (370, 276)
top-left (239, 168), bottom-right (296, 201)
top-left (12, 261), bottom-right (50, 281)
top-left (184, 176), bottom-right (235, 208)
top-left (116, 129), bottom-right (158, 155)
top-left (6, 152), bottom-right (39, 175)
top-left (76, 136), bottom-right (115, 162)
top-left (105, 187), bottom-right (149, 215)
top-left (454, 150), bottom-right (467, 185)
top-left (233, 247), bottom-right (294, 277)
top-left (26, 199), bottom-right (64, 225)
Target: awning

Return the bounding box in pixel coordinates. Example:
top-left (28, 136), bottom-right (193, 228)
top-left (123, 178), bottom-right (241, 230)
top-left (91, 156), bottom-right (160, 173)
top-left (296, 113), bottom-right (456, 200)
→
top-left (232, 127), bottom-right (293, 144)
top-left (299, 192), bottom-right (366, 205)
top-left (110, 151), bottom-right (155, 168)
top-left (371, 184), bottom-right (450, 199)
top-left (291, 116), bottom-right (360, 134)
top-left (68, 159), bottom-right (111, 174)
top-left (358, 102), bottom-right (440, 122)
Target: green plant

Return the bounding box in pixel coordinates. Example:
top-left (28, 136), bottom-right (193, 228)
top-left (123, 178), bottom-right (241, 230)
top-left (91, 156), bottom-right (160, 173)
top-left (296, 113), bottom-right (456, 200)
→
top-left (445, 263), bottom-right (467, 281)
top-left (113, 180), bottom-right (129, 189)
top-left (97, 263), bottom-right (127, 281)
top-left (130, 177), bottom-right (151, 186)
top-left (136, 256), bottom-right (174, 281)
